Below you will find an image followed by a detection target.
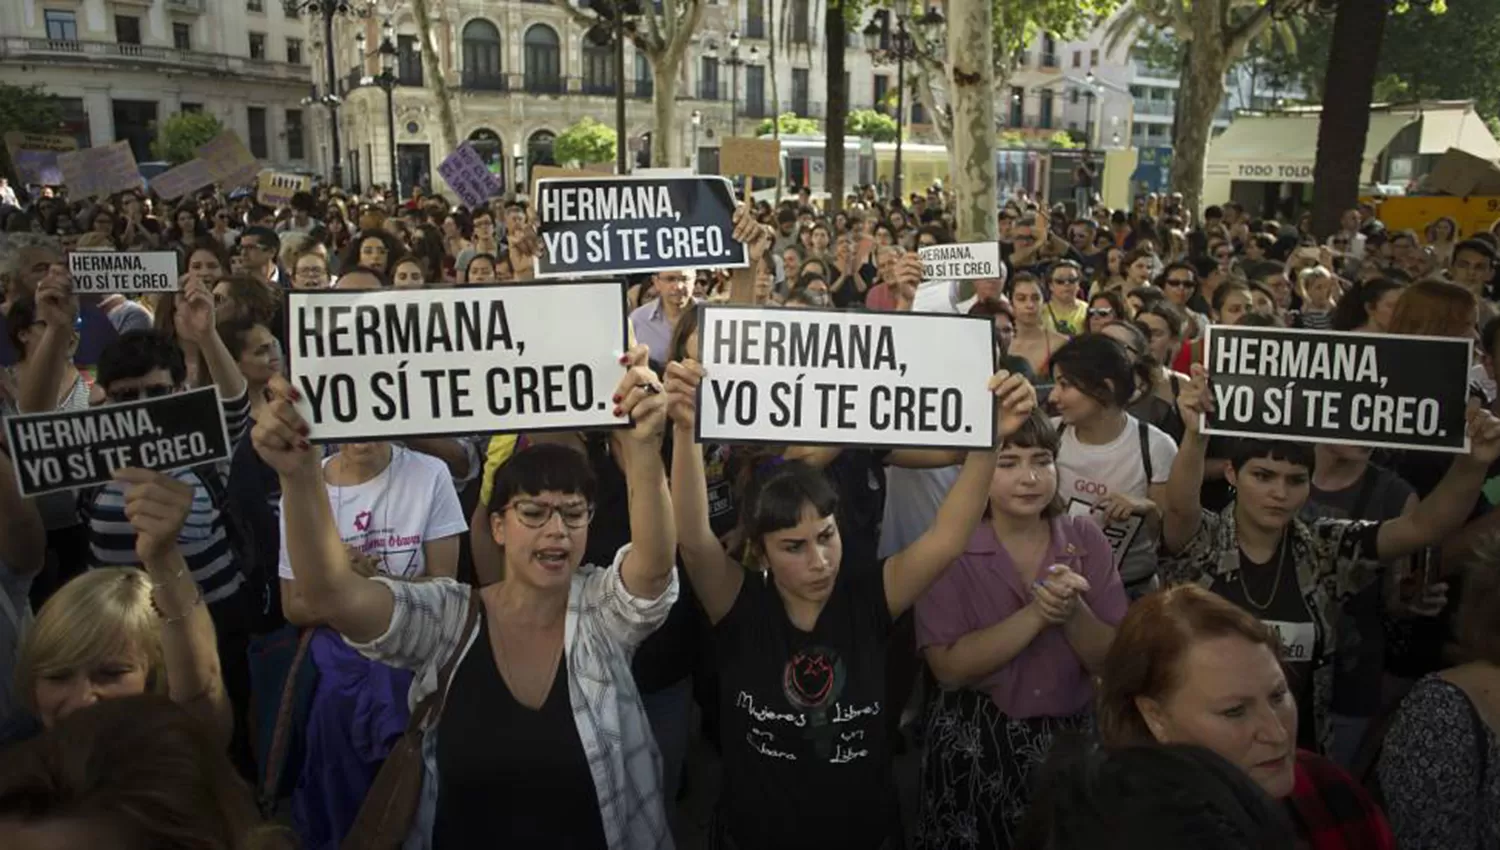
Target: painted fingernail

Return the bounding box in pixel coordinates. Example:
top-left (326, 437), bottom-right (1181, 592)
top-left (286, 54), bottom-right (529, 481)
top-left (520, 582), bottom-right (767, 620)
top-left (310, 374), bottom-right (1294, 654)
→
top-left (297, 423), bottom-right (310, 437)
top-left (297, 440), bottom-right (311, 451)
top-left (612, 393), bottom-right (622, 404)
top-left (619, 354), bottom-right (630, 364)
top-left (289, 386), bottom-right (302, 402)
top-left (613, 406), bottom-right (623, 417)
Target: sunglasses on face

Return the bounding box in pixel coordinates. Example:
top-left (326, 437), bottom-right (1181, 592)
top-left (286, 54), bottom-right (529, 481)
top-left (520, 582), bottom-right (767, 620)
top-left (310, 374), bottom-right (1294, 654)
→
top-left (108, 384), bottom-right (175, 403)
top-left (1164, 278), bottom-right (1193, 288)
top-left (1088, 307), bottom-right (1115, 318)
top-left (1052, 276), bottom-right (1080, 286)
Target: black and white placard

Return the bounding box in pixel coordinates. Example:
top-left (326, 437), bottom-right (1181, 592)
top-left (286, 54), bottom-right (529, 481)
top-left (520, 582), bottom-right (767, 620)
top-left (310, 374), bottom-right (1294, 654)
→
top-left (4, 387), bottom-right (231, 497)
top-left (68, 251), bottom-right (179, 294)
top-left (918, 242), bottom-right (1002, 281)
top-left (534, 176), bottom-right (748, 278)
top-left (1202, 325), bottom-right (1472, 453)
top-left (695, 305), bottom-right (997, 450)
top-left (285, 282), bottom-right (629, 441)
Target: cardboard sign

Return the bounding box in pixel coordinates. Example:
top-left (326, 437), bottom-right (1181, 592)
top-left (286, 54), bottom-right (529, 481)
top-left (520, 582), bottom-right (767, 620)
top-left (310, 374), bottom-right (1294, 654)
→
top-left (57, 141), bottom-right (141, 199)
top-left (151, 158), bottom-right (213, 201)
top-left (68, 251), bottom-right (179, 294)
top-left (3, 387), bottom-right (231, 498)
top-left (1202, 326), bottom-right (1473, 453)
top-left (285, 282), bottom-right (630, 441)
top-left (534, 176), bottom-right (747, 278)
top-left (528, 164), bottom-right (592, 202)
top-left (720, 137), bottom-right (781, 178)
top-left (919, 242), bottom-right (1002, 281)
top-left (695, 305), bottom-right (997, 450)
top-left (196, 131), bottom-right (261, 188)
top-left (437, 141), bottom-right (505, 209)
top-left (1066, 498), bottom-right (1143, 572)
top-left (3, 132), bottom-right (78, 186)
top-left (258, 171), bottom-right (312, 208)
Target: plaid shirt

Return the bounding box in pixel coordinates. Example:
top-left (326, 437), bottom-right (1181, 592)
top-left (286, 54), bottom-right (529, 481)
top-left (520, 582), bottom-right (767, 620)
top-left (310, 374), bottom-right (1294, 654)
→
top-left (1286, 750), bottom-right (1395, 850)
top-left (349, 544), bottom-right (678, 850)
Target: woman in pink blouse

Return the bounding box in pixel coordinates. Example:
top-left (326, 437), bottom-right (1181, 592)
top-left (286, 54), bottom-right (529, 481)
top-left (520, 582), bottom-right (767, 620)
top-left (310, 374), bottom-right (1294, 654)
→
top-left (914, 410), bottom-right (1127, 850)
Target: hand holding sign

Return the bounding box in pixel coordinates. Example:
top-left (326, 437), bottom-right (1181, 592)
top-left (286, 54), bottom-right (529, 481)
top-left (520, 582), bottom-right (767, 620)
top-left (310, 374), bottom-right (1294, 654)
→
top-left (34, 270), bottom-right (76, 334)
top-left (1092, 491), bottom-right (1152, 524)
top-left (616, 344), bottom-right (669, 446)
top-left (252, 375), bottom-right (317, 479)
top-left (1461, 400), bottom-right (1500, 466)
top-left (992, 371), bottom-right (1038, 445)
top-left (174, 280), bottom-right (217, 346)
top-left (115, 467), bottom-right (194, 563)
top-left (664, 359), bottom-right (706, 433)
top-left (732, 204), bottom-right (772, 265)
top-left (1178, 364), bottom-right (1211, 436)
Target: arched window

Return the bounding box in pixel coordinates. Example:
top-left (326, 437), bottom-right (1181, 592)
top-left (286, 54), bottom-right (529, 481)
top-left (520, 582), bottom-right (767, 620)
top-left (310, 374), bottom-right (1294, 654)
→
top-left (469, 128), bottom-right (505, 187)
top-left (462, 19), bottom-right (503, 89)
top-left (524, 25), bottom-right (562, 94)
top-left (581, 33), bottom-right (613, 95)
top-left (528, 130), bottom-right (557, 168)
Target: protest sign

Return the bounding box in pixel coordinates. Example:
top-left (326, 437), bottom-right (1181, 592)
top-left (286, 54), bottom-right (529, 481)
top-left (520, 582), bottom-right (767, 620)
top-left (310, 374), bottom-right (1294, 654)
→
top-left (196, 131), bottom-right (261, 188)
top-left (719, 137), bottom-right (781, 179)
top-left (57, 141), bottom-right (141, 199)
top-left (286, 282), bottom-right (629, 441)
top-left (151, 158), bottom-right (213, 200)
top-left (258, 171), bottom-right (312, 208)
top-left (1202, 326), bottom-right (1472, 452)
top-left (3, 387), bottom-right (231, 498)
top-left (919, 242), bottom-right (1002, 281)
top-left (695, 305), bottom-right (997, 450)
top-left (534, 176), bottom-right (747, 278)
top-left (4, 132), bottom-right (78, 186)
top-left (1066, 498), bottom-right (1143, 572)
top-left (68, 251), bottom-right (179, 294)
top-left (438, 141), bottom-right (504, 209)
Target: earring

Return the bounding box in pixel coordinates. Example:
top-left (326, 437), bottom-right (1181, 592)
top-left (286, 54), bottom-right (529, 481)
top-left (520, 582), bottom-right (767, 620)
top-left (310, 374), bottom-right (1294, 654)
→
top-left (762, 569), bottom-right (769, 586)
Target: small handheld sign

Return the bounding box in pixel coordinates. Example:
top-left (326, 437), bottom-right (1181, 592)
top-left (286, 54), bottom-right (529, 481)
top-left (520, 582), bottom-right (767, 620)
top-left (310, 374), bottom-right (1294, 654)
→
top-left (258, 172), bottom-right (312, 208)
top-left (919, 242), bottom-right (1002, 281)
top-left (3, 387), bottom-right (232, 498)
top-left (533, 176), bottom-right (748, 279)
top-left (695, 305), bottom-right (997, 450)
top-left (57, 141), bottom-right (141, 200)
top-left (68, 251), bottom-right (180, 294)
top-left (1201, 325), bottom-right (1472, 453)
top-left (285, 282), bottom-right (630, 442)
top-left (438, 141), bottom-right (504, 209)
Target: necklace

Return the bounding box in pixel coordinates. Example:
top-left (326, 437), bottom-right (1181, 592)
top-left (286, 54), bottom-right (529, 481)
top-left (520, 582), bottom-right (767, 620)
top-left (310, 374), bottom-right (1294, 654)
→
top-left (493, 613), bottom-right (566, 709)
top-left (1239, 531), bottom-right (1288, 611)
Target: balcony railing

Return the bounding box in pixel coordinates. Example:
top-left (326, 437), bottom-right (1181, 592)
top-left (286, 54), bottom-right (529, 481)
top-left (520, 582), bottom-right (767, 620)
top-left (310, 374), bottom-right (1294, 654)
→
top-left (742, 96), bottom-right (768, 119)
top-left (779, 98), bottom-right (824, 119)
top-left (1132, 59), bottom-right (1176, 79)
top-left (1133, 98), bottom-right (1174, 116)
top-left (165, 0), bottom-right (205, 12)
top-left (455, 73), bottom-right (658, 99)
top-left (0, 37), bottom-right (309, 81)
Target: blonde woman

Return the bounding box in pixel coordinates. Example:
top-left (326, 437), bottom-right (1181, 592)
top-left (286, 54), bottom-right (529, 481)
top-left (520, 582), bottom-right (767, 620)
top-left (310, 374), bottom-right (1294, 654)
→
top-left (3, 470), bottom-right (228, 749)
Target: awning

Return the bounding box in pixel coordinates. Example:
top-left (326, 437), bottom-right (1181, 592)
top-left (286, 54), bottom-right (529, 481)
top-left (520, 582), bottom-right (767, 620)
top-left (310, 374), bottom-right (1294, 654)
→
top-left (1206, 112), bottom-right (1416, 184)
top-left (1416, 108), bottom-right (1500, 160)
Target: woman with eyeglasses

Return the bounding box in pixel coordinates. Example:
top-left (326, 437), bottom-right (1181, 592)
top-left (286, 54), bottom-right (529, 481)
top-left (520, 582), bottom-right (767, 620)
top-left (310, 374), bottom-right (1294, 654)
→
top-left (1087, 290), bottom-right (1129, 334)
top-left (257, 343), bottom-right (679, 848)
top-left (291, 247), bottom-right (331, 290)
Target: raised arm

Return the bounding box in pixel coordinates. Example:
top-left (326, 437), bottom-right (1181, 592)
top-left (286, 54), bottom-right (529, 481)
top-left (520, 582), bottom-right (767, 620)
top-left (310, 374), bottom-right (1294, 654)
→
top-left (727, 204), bottom-right (772, 305)
top-left (116, 468), bottom-right (230, 744)
top-left (615, 344), bottom-right (676, 600)
top-left (174, 279), bottom-right (247, 403)
top-left (16, 268), bottom-right (75, 414)
top-left (254, 375), bottom-right (394, 643)
top-left (664, 359), bottom-right (745, 623)
top-left (1376, 405), bottom-right (1500, 561)
top-left (1162, 364), bottom-right (1209, 553)
top-left (883, 372), bottom-right (1036, 617)
top-left (0, 450), bottom-right (45, 580)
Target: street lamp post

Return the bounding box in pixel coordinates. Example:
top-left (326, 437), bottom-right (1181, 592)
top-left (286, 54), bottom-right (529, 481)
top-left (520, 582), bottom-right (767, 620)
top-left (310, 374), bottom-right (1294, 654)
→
top-left (863, 8), bottom-right (942, 203)
top-left (715, 32), bottom-right (758, 138)
top-left (357, 22), bottom-right (403, 200)
top-left (690, 109), bottom-right (702, 169)
top-left (287, 1), bottom-right (375, 188)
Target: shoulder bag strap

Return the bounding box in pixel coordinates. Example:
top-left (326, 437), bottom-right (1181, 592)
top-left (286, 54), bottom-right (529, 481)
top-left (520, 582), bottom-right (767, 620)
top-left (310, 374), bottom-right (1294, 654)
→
top-left (413, 587), bottom-right (484, 733)
top-left (1138, 419), bottom-right (1154, 483)
top-left (259, 627), bottom-right (315, 816)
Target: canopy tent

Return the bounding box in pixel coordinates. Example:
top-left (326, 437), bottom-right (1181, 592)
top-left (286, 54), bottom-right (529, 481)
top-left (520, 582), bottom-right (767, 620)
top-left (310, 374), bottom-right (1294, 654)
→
top-left (1205, 112), bottom-right (1417, 185)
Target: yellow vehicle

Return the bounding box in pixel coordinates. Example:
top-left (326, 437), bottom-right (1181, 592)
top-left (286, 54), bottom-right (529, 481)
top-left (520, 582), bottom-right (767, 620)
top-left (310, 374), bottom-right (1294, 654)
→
top-left (1368, 195), bottom-right (1500, 239)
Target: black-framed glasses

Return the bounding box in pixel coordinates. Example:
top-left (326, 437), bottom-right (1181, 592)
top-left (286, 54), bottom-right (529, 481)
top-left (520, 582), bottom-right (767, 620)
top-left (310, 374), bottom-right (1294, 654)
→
top-left (1052, 275), bottom-right (1081, 286)
top-left (1164, 277), bottom-right (1194, 288)
top-left (108, 384), bottom-right (175, 403)
top-left (505, 499), bottom-right (595, 529)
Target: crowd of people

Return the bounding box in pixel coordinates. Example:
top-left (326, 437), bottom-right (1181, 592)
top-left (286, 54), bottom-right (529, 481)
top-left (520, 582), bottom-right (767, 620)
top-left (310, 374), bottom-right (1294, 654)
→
top-left (0, 174), bottom-right (1498, 850)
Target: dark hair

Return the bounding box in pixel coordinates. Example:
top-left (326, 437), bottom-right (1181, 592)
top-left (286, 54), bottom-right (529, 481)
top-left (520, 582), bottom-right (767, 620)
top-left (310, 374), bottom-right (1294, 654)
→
top-left (1237, 311), bottom-right (1283, 328)
top-left (968, 298), bottom-right (1015, 323)
top-left (1009, 271), bottom-right (1047, 301)
top-left (217, 317), bottom-right (269, 361)
top-left (241, 225), bottom-right (280, 254)
top-left (463, 252), bottom-right (498, 281)
top-left (1331, 278), bottom-right (1403, 331)
top-left (1482, 315), bottom-right (1500, 360)
top-left (1088, 289), bottom-right (1128, 322)
top-left (339, 229), bottom-right (405, 276)
top-left (917, 223), bottom-right (952, 244)
top-left (1135, 300), bottom-right (1185, 339)
top-left (1226, 438), bottom-right (1315, 474)
top-left (487, 443), bottom-right (598, 514)
top-left (181, 240), bottom-right (232, 276)
top-left (97, 329), bottom-right (187, 389)
top-left (1204, 205), bottom-right (1224, 220)
top-left (1210, 280), bottom-right (1252, 316)
top-left (741, 460), bottom-right (839, 555)
top-left (994, 409), bottom-right (1067, 519)
top-left (668, 302), bottom-right (701, 363)
top-left (4, 295), bottom-right (39, 361)
top-left (1454, 238), bottom-right (1497, 267)
top-left (1049, 334), bottom-right (1143, 410)
top-left (290, 191), bottom-right (317, 215)
top-left (1015, 742), bottom-right (1296, 850)
top-left (214, 274), bottom-right (281, 326)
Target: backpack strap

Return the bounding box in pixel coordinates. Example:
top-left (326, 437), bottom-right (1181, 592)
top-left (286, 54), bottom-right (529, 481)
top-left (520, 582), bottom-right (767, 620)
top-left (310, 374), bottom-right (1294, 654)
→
top-left (1138, 419), bottom-right (1154, 483)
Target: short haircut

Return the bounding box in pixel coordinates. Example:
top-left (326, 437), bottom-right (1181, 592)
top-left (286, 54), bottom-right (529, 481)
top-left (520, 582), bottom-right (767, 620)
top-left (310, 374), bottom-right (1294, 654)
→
top-left (1454, 238), bottom-right (1497, 266)
top-left (487, 443), bottom-right (598, 514)
top-left (1050, 333), bottom-right (1143, 410)
top-left (1227, 437), bottom-right (1315, 473)
top-left (740, 460), bottom-right (840, 556)
top-left (240, 225), bottom-right (280, 253)
top-left (1204, 205), bottom-right (1224, 220)
top-left (1049, 259), bottom-right (1083, 280)
top-left (216, 317), bottom-right (268, 361)
top-left (1211, 280), bottom-right (1252, 314)
top-left (994, 409), bottom-right (1067, 519)
top-left (5, 295), bottom-right (39, 360)
top-left (97, 330), bottom-right (187, 389)
top-left (1135, 300), bottom-right (1185, 339)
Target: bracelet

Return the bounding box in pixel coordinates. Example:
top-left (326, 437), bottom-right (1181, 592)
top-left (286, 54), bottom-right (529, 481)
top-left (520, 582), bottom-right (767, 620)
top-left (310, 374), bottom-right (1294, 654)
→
top-left (150, 566), bottom-right (204, 624)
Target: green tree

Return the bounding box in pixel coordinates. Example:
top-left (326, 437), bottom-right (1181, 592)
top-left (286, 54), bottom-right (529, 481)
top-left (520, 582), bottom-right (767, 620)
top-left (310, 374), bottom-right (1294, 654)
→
top-left (152, 111), bottom-right (223, 164)
top-left (1048, 130), bottom-right (1084, 149)
top-left (0, 83), bottom-right (63, 180)
top-left (755, 112), bottom-right (822, 136)
top-left (553, 118), bottom-right (618, 166)
top-left (846, 108), bottom-right (898, 142)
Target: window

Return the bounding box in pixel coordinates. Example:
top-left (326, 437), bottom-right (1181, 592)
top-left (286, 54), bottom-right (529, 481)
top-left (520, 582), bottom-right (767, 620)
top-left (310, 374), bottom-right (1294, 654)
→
top-left (1072, 50), bottom-right (1081, 68)
top-left (286, 109), bottom-right (305, 160)
top-left (699, 56), bottom-right (720, 100)
top-left (523, 25), bottom-right (561, 94)
top-left (249, 33), bottom-right (266, 60)
top-left (1040, 90), bottom-right (1054, 128)
top-left (181, 103), bottom-right (203, 113)
top-left (1090, 49), bottom-right (1099, 65)
top-left (286, 37), bottom-right (303, 64)
top-left (874, 74), bottom-right (890, 116)
top-left (791, 0), bottom-right (810, 44)
top-left (172, 22), bottom-right (192, 50)
top-left (791, 68), bottom-right (809, 116)
top-left (583, 37), bottom-right (613, 95)
top-left (1009, 86), bottom-right (1024, 126)
top-left (462, 19), bottom-right (503, 88)
top-left (746, 0), bottom-right (765, 39)
top-left (247, 107), bottom-right (268, 158)
top-left (397, 35), bottom-right (423, 85)
top-left (1041, 34), bottom-right (1057, 67)
top-left (1070, 88), bottom-right (1079, 105)
top-left (634, 52), bottom-right (654, 98)
top-left (116, 15), bottom-right (141, 45)
top-left (283, 2), bottom-right (299, 18)
top-left (745, 64), bottom-right (766, 117)
top-left (44, 10), bottom-right (77, 41)
top-left (247, 0), bottom-right (263, 11)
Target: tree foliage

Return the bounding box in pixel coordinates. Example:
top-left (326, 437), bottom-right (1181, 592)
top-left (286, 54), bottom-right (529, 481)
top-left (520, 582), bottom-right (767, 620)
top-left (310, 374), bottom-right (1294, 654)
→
top-left (152, 111), bottom-right (223, 165)
top-left (847, 109), bottom-right (898, 142)
top-left (554, 117), bottom-right (618, 165)
top-left (756, 112), bottom-right (822, 136)
top-left (0, 83), bottom-right (64, 180)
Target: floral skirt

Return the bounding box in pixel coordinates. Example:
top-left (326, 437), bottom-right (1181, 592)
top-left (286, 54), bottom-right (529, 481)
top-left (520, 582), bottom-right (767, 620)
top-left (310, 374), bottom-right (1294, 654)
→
top-left (913, 687), bottom-right (1092, 850)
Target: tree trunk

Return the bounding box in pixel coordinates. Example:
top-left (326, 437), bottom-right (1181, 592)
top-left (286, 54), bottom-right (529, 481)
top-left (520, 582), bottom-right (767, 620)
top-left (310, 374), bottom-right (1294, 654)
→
top-left (1170, 6), bottom-right (1232, 221)
top-left (824, 0), bottom-right (847, 214)
top-left (411, 0), bottom-right (458, 156)
top-left (650, 62), bottom-right (679, 167)
top-left (1311, 0), bottom-right (1388, 239)
top-left (768, 13), bottom-right (782, 202)
top-left (947, 0), bottom-right (996, 242)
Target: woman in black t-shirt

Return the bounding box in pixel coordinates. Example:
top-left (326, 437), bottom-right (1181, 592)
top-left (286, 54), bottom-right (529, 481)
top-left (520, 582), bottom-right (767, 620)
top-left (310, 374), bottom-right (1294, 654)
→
top-left (664, 359), bottom-right (1036, 850)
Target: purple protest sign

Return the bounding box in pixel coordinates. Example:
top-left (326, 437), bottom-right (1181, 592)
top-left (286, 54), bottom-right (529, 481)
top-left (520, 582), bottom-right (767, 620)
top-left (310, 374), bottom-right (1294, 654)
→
top-left (438, 142), bottom-right (503, 209)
